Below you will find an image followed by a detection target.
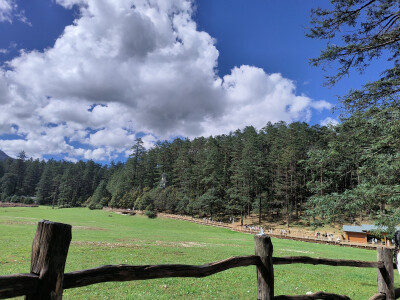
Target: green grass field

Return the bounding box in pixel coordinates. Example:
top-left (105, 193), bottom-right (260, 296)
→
top-left (0, 207), bottom-right (396, 299)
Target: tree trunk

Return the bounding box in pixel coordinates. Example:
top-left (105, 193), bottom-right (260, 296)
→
top-left (286, 170), bottom-right (290, 228)
top-left (320, 166), bottom-right (323, 196)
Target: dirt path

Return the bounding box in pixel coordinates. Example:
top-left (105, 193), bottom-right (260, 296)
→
top-left (157, 213), bottom-right (387, 250)
top-left (0, 202), bottom-right (38, 207)
top-left (103, 208), bottom-right (388, 250)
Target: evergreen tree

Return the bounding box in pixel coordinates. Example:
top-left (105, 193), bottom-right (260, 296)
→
top-left (226, 129), bottom-right (246, 224)
top-left (307, 1), bottom-right (400, 226)
top-left (200, 137), bottom-right (225, 217)
top-left (22, 159), bottom-right (42, 197)
top-left (0, 173), bottom-right (17, 200)
top-left (10, 151), bottom-right (27, 195)
top-left (308, 0), bottom-right (400, 112)
top-left (58, 166), bottom-right (76, 207)
top-left (36, 161), bottom-right (55, 205)
top-left (87, 180), bottom-right (111, 209)
top-left (129, 138), bottom-right (145, 189)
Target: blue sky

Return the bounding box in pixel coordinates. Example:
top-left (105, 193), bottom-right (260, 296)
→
top-left (0, 0), bottom-right (379, 162)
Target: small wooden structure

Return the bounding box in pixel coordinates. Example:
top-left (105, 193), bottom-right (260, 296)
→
top-left (343, 225), bottom-right (398, 244)
top-left (1, 220), bottom-right (400, 299)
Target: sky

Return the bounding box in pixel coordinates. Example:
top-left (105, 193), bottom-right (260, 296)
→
top-left (0, 0), bottom-right (380, 163)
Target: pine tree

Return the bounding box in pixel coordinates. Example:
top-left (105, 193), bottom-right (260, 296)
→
top-left (22, 159), bottom-right (42, 197)
top-left (227, 129), bottom-right (246, 224)
top-left (129, 138), bottom-right (146, 189)
top-left (36, 160), bottom-right (56, 205)
top-left (308, 0), bottom-right (400, 112)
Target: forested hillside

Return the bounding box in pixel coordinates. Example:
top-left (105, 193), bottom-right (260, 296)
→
top-left (1, 113), bottom-right (399, 227)
top-left (0, 152), bottom-right (107, 208)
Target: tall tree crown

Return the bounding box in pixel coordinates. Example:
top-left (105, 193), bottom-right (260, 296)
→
top-left (308, 0), bottom-right (400, 113)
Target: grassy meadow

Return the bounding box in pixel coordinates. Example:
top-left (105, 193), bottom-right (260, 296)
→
top-left (0, 207), bottom-right (396, 299)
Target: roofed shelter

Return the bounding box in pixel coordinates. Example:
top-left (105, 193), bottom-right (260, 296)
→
top-left (342, 224), bottom-right (398, 244)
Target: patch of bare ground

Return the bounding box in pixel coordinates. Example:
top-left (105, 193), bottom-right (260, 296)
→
top-left (115, 238), bottom-right (211, 248)
top-left (73, 226), bottom-right (108, 231)
top-left (0, 216), bottom-right (39, 226)
top-left (155, 241), bottom-right (211, 248)
top-left (232, 214), bottom-right (345, 239)
top-left (1, 221), bottom-right (37, 225)
top-left (158, 212), bottom-right (349, 243)
top-left (0, 202), bottom-right (38, 207)
top-left (104, 208), bottom-right (378, 248)
top-left (102, 207), bottom-right (138, 215)
top-left (280, 248), bottom-right (315, 254)
top-left (72, 241), bottom-right (143, 249)
top-left (115, 238), bottom-right (144, 242)
top-left (72, 240), bottom-right (225, 249)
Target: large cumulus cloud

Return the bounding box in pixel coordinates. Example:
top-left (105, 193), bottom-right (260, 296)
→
top-left (0, 0), bottom-right (330, 161)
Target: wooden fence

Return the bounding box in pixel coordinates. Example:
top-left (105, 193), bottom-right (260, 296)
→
top-left (1, 220), bottom-right (400, 300)
top-left (156, 213), bottom-right (389, 250)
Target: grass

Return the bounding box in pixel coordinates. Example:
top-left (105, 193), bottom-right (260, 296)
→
top-left (0, 207), bottom-right (396, 299)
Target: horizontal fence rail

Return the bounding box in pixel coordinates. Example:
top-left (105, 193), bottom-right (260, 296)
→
top-left (62, 255), bottom-right (261, 289)
top-left (273, 256), bottom-right (385, 268)
top-left (1, 220), bottom-right (400, 299)
top-left (0, 255), bottom-right (388, 298)
top-left (0, 273), bottom-right (39, 299)
top-left (274, 291), bottom-right (352, 300)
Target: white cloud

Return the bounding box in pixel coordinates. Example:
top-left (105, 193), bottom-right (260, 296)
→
top-left (14, 9), bottom-right (31, 26)
top-left (311, 100), bottom-right (332, 111)
top-left (0, 128), bottom-right (74, 160)
top-left (83, 148), bottom-right (108, 160)
top-left (55, 0), bottom-right (87, 9)
top-left (0, 0), bottom-right (29, 24)
top-left (199, 66), bottom-right (331, 137)
top-left (320, 117), bottom-right (339, 127)
top-left (0, 0), bottom-right (331, 161)
top-left (0, 42), bottom-right (17, 55)
top-left (0, 0), bottom-right (14, 22)
top-left (141, 134), bottom-right (158, 150)
top-left (88, 128), bottom-right (135, 149)
top-left (64, 156), bottom-right (78, 163)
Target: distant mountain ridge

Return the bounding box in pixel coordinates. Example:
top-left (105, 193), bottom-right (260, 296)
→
top-left (0, 150), bottom-right (12, 160)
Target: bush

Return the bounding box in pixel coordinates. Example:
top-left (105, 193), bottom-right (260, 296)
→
top-left (10, 195), bottom-right (19, 203)
top-left (145, 204), bottom-right (157, 219)
top-left (0, 194), bottom-right (10, 202)
top-left (23, 197), bottom-right (34, 204)
top-left (58, 204), bottom-right (71, 209)
top-left (145, 209), bottom-right (157, 218)
top-left (88, 202), bottom-right (103, 210)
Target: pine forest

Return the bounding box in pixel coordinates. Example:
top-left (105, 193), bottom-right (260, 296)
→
top-left (1, 110), bottom-right (399, 230)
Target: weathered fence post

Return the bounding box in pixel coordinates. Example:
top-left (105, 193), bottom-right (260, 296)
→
top-left (254, 234), bottom-right (274, 300)
top-left (377, 247), bottom-right (395, 300)
top-left (25, 220), bottom-right (72, 300)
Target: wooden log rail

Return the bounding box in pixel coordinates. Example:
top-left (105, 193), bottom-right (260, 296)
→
top-left (0, 255), bottom-right (390, 298)
top-left (62, 255), bottom-right (261, 289)
top-left (273, 256), bottom-right (385, 268)
top-left (1, 256), bottom-right (261, 298)
top-left (0, 274), bottom-right (39, 299)
top-left (0, 220), bottom-right (400, 299)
